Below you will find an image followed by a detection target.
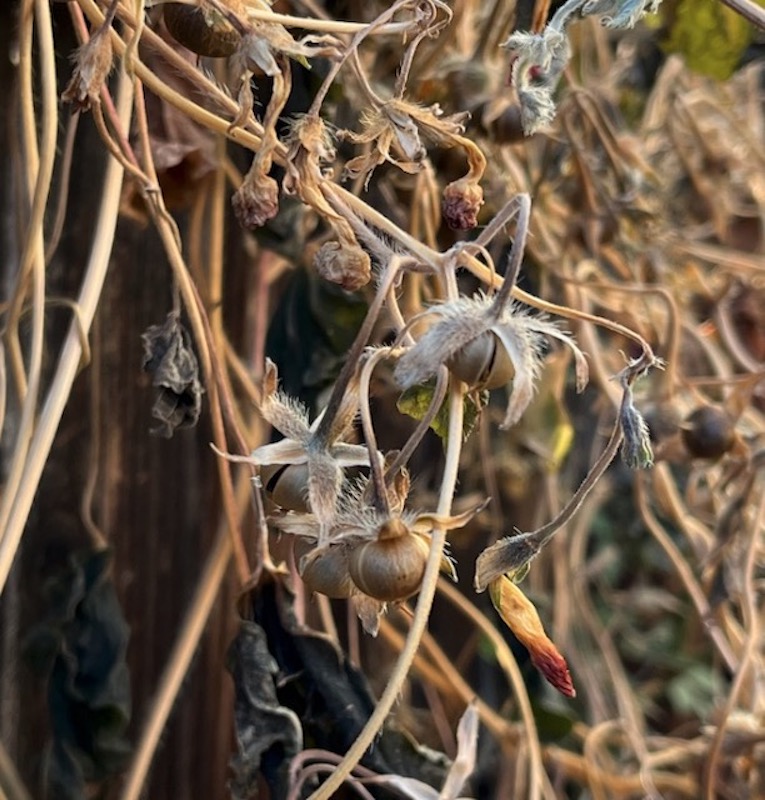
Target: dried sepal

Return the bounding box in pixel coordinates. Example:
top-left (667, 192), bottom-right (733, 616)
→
top-left (352, 594), bottom-right (386, 636)
top-left (474, 529), bottom-right (542, 592)
top-left (489, 577), bottom-right (575, 697)
top-left (395, 294), bottom-right (587, 430)
top-left (62, 16), bottom-right (114, 110)
top-left (237, 21), bottom-right (339, 76)
top-left (224, 360), bottom-right (369, 527)
top-left (283, 115), bottom-right (339, 218)
top-left (582, 0), bottom-right (663, 28)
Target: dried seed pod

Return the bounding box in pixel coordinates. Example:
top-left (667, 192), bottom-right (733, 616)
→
top-left (163, 3), bottom-right (240, 58)
top-left (681, 406), bottom-right (736, 459)
top-left (446, 331), bottom-right (515, 390)
top-left (261, 463), bottom-right (310, 511)
top-left (296, 540), bottom-right (355, 599)
top-left (349, 519), bottom-right (429, 602)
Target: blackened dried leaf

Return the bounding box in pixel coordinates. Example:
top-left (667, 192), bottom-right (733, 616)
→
top-left (23, 549), bottom-right (132, 800)
top-left (251, 583), bottom-right (449, 797)
top-left (227, 620), bottom-right (302, 800)
top-left (142, 312), bottom-right (202, 437)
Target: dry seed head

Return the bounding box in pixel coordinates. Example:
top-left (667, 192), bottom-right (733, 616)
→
top-left (681, 405), bottom-right (736, 460)
top-left (396, 294), bottom-right (587, 429)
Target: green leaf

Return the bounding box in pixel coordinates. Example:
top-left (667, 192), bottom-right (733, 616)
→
top-left (666, 664), bottom-right (723, 716)
top-left (663, 0), bottom-right (760, 81)
top-left (397, 384), bottom-right (487, 444)
top-left (531, 699), bottom-right (576, 741)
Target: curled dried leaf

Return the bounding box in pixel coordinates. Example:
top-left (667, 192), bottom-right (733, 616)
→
top-left (141, 312), bottom-right (203, 437)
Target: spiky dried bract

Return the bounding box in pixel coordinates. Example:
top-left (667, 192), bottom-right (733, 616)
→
top-left (62, 24), bottom-right (113, 111)
top-left (442, 178), bottom-right (484, 230)
top-left (474, 530), bottom-right (542, 592)
top-left (232, 170), bottom-right (279, 229)
top-left (582, 0), bottom-right (663, 28)
top-left (243, 360), bottom-right (370, 526)
top-left (395, 295), bottom-right (587, 430)
top-left (305, 446), bottom-right (343, 528)
top-left (489, 577), bottom-right (576, 697)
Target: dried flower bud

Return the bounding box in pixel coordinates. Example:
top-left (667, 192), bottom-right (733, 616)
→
top-left (232, 170), bottom-right (279, 230)
top-left (62, 24), bottom-right (113, 110)
top-left (313, 240), bottom-right (371, 291)
top-left (489, 577), bottom-right (575, 697)
top-left (619, 387), bottom-right (654, 469)
top-left (442, 178), bottom-right (484, 230)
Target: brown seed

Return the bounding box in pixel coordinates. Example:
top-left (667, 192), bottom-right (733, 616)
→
top-left (163, 3), bottom-right (240, 58)
top-left (681, 406), bottom-right (735, 459)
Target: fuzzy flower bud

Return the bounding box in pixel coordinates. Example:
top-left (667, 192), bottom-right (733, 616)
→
top-left (619, 385), bottom-right (654, 469)
top-left (489, 577), bottom-right (575, 697)
top-left (442, 178), bottom-right (484, 230)
top-left (314, 239), bottom-right (372, 292)
top-left (62, 24), bottom-right (113, 111)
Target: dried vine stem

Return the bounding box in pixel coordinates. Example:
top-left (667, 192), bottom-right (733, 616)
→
top-left (0, 0), bottom-right (57, 562)
top-left (0, 6), bottom-right (126, 597)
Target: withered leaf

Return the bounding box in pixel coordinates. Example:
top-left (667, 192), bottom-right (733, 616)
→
top-left (248, 583), bottom-right (449, 796)
top-left (227, 620), bottom-right (302, 800)
top-left (141, 312), bottom-right (203, 437)
top-left (23, 549), bottom-right (131, 800)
